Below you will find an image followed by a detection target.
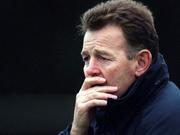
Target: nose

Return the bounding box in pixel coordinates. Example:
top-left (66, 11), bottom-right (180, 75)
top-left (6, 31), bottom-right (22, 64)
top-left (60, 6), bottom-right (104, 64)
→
top-left (84, 57), bottom-right (101, 77)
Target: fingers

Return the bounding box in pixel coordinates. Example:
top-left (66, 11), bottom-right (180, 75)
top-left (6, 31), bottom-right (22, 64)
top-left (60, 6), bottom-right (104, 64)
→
top-left (76, 84), bottom-right (118, 110)
top-left (71, 78), bottom-right (118, 133)
top-left (78, 76), bottom-right (118, 109)
top-left (88, 85), bottom-right (118, 93)
top-left (80, 99), bottom-right (108, 109)
top-left (81, 77), bottom-right (106, 90)
top-left (78, 86), bottom-right (118, 101)
top-left (77, 90), bottom-right (118, 103)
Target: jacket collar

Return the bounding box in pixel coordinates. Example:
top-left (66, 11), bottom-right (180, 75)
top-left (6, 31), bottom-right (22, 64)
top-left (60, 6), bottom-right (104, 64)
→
top-left (94, 53), bottom-right (169, 126)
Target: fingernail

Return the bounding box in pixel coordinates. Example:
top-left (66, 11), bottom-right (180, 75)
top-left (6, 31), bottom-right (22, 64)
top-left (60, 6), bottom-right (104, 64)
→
top-left (100, 78), bottom-right (106, 81)
top-left (111, 95), bottom-right (118, 99)
top-left (112, 86), bottom-right (118, 90)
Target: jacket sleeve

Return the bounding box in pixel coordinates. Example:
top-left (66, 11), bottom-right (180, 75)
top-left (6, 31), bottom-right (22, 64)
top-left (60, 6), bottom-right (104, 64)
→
top-left (57, 124), bottom-right (94, 135)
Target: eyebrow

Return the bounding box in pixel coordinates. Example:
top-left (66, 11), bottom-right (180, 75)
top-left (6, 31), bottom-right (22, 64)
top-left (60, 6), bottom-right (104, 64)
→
top-left (81, 49), bottom-right (112, 57)
top-left (94, 49), bottom-right (111, 57)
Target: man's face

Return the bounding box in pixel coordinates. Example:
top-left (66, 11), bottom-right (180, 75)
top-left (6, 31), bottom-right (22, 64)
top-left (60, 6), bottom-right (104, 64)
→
top-left (81, 25), bottom-right (137, 97)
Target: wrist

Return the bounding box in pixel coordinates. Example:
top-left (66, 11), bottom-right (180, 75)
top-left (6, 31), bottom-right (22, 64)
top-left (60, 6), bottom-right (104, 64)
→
top-left (70, 125), bottom-right (88, 135)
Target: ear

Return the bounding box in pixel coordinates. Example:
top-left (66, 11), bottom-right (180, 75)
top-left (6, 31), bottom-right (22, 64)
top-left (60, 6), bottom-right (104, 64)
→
top-left (135, 49), bottom-right (152, 77)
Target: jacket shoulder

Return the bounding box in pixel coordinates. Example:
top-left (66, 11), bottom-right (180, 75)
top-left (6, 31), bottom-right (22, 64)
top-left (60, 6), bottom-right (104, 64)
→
top-left (135, 81), bottom-right (180, 135)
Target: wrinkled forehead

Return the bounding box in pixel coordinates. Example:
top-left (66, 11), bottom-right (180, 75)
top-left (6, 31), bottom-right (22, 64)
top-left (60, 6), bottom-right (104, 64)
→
top-left (82, 25), bottom-right (127, 51)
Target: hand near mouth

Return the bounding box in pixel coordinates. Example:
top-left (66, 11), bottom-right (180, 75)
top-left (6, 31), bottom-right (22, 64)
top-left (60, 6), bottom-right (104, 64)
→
top-left (71, 76), bottom-right (118, 135)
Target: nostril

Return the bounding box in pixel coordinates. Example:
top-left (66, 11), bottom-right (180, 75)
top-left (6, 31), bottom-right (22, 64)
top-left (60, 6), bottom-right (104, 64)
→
top-left (91, 72), bottom-right (100, 77)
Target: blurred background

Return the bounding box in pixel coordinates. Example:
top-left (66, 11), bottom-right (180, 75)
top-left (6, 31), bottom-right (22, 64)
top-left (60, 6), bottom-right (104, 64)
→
top-left (0, 0), bottom-right (179, 134)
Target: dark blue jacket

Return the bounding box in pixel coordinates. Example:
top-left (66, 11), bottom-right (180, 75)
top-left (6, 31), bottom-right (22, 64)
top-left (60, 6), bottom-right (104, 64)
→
top-left (59, 54), bottom-right (180, 135)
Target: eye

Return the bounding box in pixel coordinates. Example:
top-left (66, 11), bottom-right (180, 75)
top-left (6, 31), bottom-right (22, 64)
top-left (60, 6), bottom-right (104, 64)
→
top-left (98, 55), bottom-right (109, 61)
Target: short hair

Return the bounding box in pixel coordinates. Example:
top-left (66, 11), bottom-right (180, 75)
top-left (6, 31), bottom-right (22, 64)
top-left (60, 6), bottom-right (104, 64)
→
top-left (79, 0), bottom-right (159, 62)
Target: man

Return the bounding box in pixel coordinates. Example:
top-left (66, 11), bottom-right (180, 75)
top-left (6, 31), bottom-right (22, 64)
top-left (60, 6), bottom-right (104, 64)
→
top-left (59, 0), bottom-right (180, 134)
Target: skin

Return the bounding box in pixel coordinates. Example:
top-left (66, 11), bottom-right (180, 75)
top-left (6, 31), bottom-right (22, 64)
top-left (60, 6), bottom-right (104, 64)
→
top-left (70, 24), bottom-right (151, 135)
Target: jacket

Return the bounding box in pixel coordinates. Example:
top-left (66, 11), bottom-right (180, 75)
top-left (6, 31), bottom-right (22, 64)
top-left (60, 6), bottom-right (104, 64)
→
top-left (58, 53), bottom-right (180, 135)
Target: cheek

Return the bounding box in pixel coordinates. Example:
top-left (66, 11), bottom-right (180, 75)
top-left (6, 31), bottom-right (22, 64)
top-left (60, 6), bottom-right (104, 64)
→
top-left (103, 67), bottom-right (122, 84)
top-left (105, 65), bottom-right (135, 86)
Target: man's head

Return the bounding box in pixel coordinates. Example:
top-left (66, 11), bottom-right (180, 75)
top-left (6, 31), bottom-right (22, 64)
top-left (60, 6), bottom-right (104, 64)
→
top-left (80, 0), bottom-right (159, 96)
top-left (80, 0), bottom-right (159, 62)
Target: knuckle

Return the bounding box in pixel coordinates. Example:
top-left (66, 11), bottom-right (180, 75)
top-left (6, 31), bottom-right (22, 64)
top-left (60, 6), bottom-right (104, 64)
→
top-left (84, 77), bottom-right (90, 83)
top-left (91, 92), bottom-right (96, 98)
top-left (76, 92), bottom-right (80, 98)
top-left (76, 102), bottom-right (82, 109)
top-left (90, 100), bottom-right (96, 106)
top-left (76, 90), bottom-right (85, 98)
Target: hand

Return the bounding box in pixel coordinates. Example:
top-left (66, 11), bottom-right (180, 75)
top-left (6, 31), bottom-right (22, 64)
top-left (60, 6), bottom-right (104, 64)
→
top-left (70, 77), bottom-right (118, 135)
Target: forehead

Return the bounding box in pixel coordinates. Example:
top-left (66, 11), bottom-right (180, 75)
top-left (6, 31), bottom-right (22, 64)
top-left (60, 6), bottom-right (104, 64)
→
top-left (82, 25), bottom-right (127, 52)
